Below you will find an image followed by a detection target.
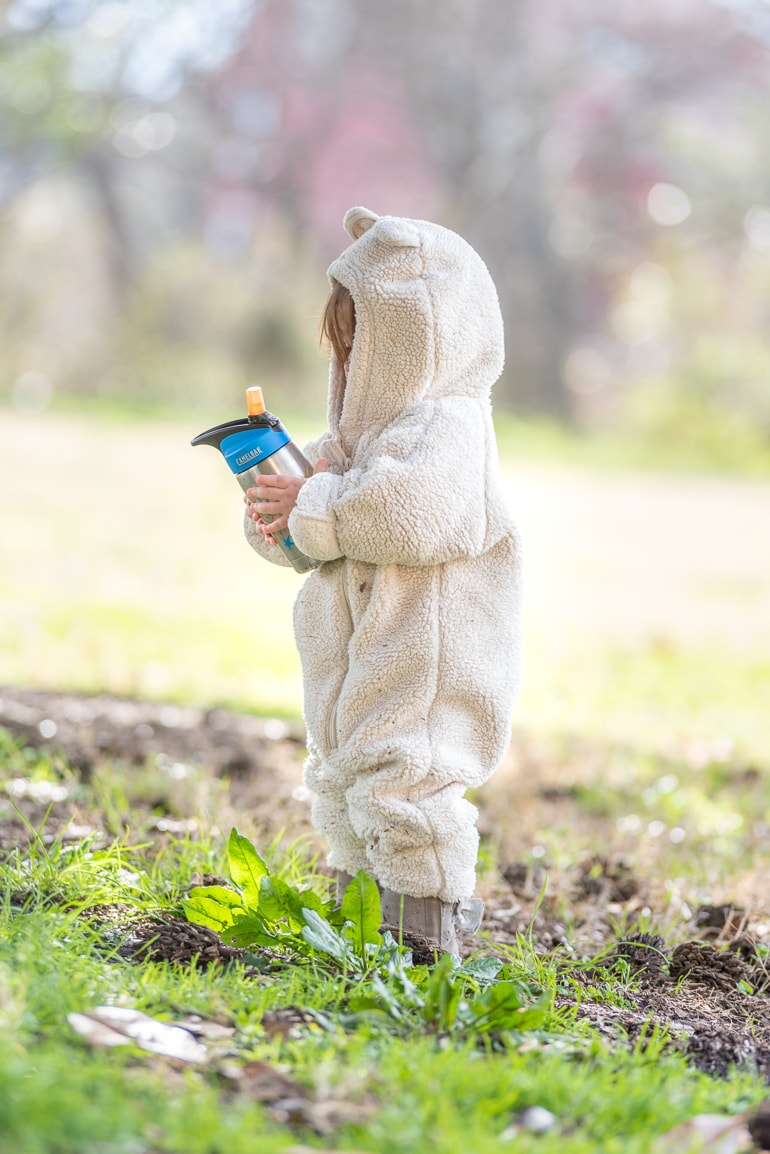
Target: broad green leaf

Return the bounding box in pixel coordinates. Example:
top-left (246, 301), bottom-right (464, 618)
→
top-left (386, 957), bottom-right (423, 1004)
top-left (324, 900), bottom-right (348, 929)
top-left (340, 870), bottom-right (382, 956)
top-left (223, 914), bottom-right (276, 949)
top-left (187, 884), bottom-right (245, 909)
top-left (183, 885), bottom-right (247, 933)
top-left (349, 973), bottom-right (409, 1020)
top-left (469, 983), bottom-right (552, 1034)
top-left (302, 889), bottom-right (332, 917)
top-left (258, 876), bottom-right (305, 930)
top-left (227, 828), bottom-right (269, 905)
top-left (346, 995), bottom-right (390, 1015)
top-left (459, 957), bottom-right (504, 984)
top-left (301, 908), bottom-right (350, 962)
top-left (498, 1000), bottom-right (551, 1033)
top-left (379, 930), bottom-right (417, 971)
top-left (421, 953), bottom-right (462, 1030)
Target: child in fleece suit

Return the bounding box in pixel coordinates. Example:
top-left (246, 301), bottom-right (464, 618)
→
top-left (244, 207), bottom-right (523, 954)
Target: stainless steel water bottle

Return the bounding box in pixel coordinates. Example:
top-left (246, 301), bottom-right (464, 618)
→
top-left (192, 387), bottom-right (318, 574)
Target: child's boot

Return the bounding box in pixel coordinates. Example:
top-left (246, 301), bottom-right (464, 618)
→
top-left (335, 870), bottom-right (353, 906)
top-left (379, 889), bottom-right (463, 955)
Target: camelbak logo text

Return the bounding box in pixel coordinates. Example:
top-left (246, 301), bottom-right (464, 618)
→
top-left (235, 446), bottom-right (262, 466)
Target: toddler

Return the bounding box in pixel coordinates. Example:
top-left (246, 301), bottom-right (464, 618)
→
top-left (244, 207), bottom-right (523, 953)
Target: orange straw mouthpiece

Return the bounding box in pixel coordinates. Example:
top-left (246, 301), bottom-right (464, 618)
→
top-left (246, 386), bottom-right (266, 416)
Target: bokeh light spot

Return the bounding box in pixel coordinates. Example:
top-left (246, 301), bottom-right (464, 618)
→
top-left (113, 110), bottom-right (176, 157)
top-left (647, 182), bottom-right (691, 226)
top-left (744, 205), bottom-right (770, 255)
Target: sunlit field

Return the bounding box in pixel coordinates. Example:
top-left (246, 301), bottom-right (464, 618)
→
top-left (4, 406), bottom-right (770, 1154)
top-left (1, 407), bottom-right (769, 760)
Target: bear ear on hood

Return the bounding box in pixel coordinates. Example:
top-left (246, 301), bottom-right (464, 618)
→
top-left (343, 207), bottom-right (420, 248)
top-left (343, 207), bottom-right (379, 240)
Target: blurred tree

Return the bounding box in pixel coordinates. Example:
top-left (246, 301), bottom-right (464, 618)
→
top-left (349, 0), bottom-right (770, 417)
top-left (204, 0), bottom-right (770, 420)
top-left (3, 0), bottom-right (770, 439)
top-left (0, 0), bottom-right (253, 296)
top-left (0, 0), bottom-right (260, 400)
top-left (347, 0), bottom-right (577, 416)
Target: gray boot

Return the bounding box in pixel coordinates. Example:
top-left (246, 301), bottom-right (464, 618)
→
top-left (335, 870), bottom-right (354, 906)
top-left (379, 888), bottom-right (481, 955)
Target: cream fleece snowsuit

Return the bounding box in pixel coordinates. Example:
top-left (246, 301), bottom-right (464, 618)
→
top-left (245, 207), bottom-right (522, 903)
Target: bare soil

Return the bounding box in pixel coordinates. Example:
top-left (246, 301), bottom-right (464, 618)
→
top-left (2, 684), bottom-right (770, 1081)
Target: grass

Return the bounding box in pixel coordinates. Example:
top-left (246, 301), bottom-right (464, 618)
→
top-left (1, 403), bottom-right (770, 1149)
top-left (1, 745), bottom-right (768, 1154)
top-left (492, 410), bottom-right (770, 479)
top-left (47, 392), bottom-right (770, 478)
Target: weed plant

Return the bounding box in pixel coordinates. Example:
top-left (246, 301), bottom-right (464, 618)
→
top-left (1, 742), bottom-right (768, 1153)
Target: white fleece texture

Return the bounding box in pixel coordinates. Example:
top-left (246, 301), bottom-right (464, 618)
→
top-left (246, 207), bottom-right (523, 902)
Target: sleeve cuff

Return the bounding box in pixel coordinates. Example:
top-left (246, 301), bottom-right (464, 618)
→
top-left (288, 472), bottom-right (344, 562)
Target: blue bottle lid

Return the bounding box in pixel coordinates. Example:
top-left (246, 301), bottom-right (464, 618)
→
top-left (219, 425), bottom-right (290, 474)
top-left (191, 415), bottom-right (290, 474)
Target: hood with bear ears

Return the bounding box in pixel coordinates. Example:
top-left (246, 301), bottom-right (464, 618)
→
top-left (325, 206), bottom-right (505, 458)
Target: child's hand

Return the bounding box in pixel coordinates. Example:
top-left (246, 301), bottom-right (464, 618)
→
top-left (244, 458), bottom-right (328, 545)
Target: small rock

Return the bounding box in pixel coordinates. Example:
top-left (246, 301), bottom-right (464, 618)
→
top-left (520, 1106), bottom-right (557, 1134)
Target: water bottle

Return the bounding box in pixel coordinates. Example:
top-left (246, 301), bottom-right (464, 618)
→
top-left (192, 387), bottom-right (318, 574)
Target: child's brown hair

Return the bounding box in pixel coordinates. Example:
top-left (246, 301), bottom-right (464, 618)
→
top-left (320, 280), bottom-right (356, 368)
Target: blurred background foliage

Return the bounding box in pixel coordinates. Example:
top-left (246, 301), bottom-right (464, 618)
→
top-left (1, 0), bottom-right (770, 466)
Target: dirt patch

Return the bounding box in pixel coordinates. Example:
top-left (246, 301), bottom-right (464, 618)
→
top-left (3, 685), bottom-right (770, 1082)
top-left (557, 968), bottom-right (770, 1080)
top-left (0, 683), bottom-right (304, 778)
top-left (80, 905), bottom-right (246, 967)
top-left (0, 683), bottom-right (312, 852)
top-left (483, 866), bottom-right (770, 1079)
